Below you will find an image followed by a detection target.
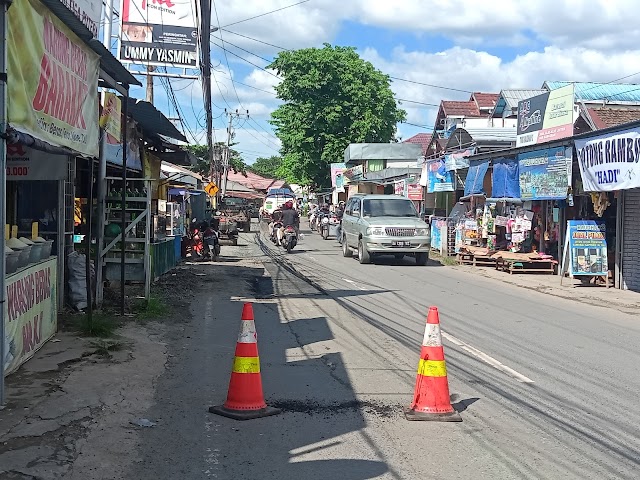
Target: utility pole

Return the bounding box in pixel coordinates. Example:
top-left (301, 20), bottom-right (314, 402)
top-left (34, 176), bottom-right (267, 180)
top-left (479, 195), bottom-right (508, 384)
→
top-left (146, 65), bottom-right (155, 103)
top-left (199, 0), bottom-right (214, 194)
top-left (221, 109), bottom-right (249, 199)
top-left (0, 0), bottom-right (8, 406)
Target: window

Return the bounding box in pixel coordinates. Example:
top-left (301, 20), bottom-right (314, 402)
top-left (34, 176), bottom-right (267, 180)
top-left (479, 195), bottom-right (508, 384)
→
top-left (362, 199), bottom-right (417, 218)
top-left (352, 199), bottom-right (361, 216)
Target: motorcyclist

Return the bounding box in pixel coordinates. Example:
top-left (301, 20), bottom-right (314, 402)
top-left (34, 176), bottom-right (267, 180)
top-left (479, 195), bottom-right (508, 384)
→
top-left (336, 201), bottom-right (345, 243)
top-left (203, 220), bottom-right (220, 260)
top-left (269, 206), bottom-right (284, 242)
top-left (277, 200), bottom-right (300, 246)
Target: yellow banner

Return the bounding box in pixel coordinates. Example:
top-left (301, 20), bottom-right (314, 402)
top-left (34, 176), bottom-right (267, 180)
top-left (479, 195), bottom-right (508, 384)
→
top-left (8, 0), bottom-right (100, 157)
top-left (100, 92), bottom-right (122, 141)
top-left (3, 257), bottom-right (58, 376)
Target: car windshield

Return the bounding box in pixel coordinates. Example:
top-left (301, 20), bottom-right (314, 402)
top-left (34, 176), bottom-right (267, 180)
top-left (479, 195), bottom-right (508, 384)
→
top-left (362, 199), bottom-right (417, 217)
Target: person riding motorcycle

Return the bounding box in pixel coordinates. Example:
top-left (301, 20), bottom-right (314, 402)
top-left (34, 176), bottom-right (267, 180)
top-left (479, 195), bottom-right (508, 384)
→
top-left (203, 220), bottom-right (220, 260)
top-left (269, 206), bottom-right (284, 241)
top-left (276, 200), bottom-right (300, 246)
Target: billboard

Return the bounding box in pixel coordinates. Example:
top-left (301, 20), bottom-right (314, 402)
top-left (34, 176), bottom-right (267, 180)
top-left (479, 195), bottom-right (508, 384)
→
top-left (7, 0), bottom-right (100, 157)
top-left (518, 146), bottom-right (572, 200)
top-left (516, 84), bottom-right (575, 147)
top-left (118, 0), bottom-right (199, 68)
top-left (425, 159), bottom-right (454, 193)
top-left (60, 0), bottom-right (102, 37)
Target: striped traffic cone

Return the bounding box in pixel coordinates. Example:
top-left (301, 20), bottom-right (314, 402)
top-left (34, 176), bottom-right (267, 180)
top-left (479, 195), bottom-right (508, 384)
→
top-left (209, 303), bottom-right (281, 420)
top-left (404, 306), bottom-right (461, 422)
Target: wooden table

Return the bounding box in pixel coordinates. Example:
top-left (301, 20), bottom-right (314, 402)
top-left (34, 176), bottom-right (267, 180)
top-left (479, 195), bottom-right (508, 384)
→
top-left (496, 257), bottom-right (556, 274)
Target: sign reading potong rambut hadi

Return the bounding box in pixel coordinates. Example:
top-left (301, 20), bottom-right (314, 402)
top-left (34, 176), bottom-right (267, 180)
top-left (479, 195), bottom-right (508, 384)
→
top-left (575, 126), bottom-right (640, 192)
top-left (7, 0), bottom-right (100, 157)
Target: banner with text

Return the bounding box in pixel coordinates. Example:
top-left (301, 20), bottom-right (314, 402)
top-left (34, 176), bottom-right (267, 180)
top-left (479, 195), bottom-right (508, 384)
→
top-left (3, 258), bottom-right (58, 376)
top-left (516, 84), bottom-right (575, 147)
top-left (8, 0), bottom-right (100, 157)
top-left (426, 159), bottom-right (455, 193)
top-left (119, 0), bottom-right (199, 68)
top-left (518, 146), bottom-right (571, 200)
top-left (575, 126), bottom-right (640, 192)
top-left (6, 144), bottom-right (68, 180)
top-left (60, 0), bottom-right (102, 37)
top-left (567, 220), bottom-right (608, 277)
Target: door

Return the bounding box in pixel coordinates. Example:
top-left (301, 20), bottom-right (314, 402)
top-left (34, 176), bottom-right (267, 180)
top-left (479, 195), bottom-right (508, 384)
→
top-left (346, 198), bottom-right (362, 247)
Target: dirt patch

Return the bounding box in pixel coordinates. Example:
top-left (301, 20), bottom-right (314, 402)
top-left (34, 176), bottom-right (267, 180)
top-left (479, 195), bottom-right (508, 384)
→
top-left (270, 399), bottom-right (402, 419)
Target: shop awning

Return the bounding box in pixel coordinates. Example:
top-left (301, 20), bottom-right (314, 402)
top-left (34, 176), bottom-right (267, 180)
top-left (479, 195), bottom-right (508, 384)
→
top-left (491, 157), bottom-right (520, 199)
top-left (39, 0), bottom-right (140, 89)
top-left (361, 167), bottom-right (422, 184)
top-left (168, 188), bottom-right (202, 196)
top-left (464, 159), bottom-right (489, 197)
top-left (127, 99), bottom-right (188, 143)
top-left (344, 143), bottom-right (422, 165)
top-left (161, 162), bottom-right (202, 187)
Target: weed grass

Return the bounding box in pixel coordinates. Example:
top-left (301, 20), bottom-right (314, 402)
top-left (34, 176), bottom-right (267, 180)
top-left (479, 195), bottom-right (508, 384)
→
top-left (133, 295), bottom-right (171, 321)
top-left (71, 312), bottom-right (119, 338)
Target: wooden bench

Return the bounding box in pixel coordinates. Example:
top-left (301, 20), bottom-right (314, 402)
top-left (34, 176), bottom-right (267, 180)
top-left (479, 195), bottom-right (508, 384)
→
top-left (457, 253), bottom-right (497, 267)
top-left (496, 257), bottom-right (555, 274)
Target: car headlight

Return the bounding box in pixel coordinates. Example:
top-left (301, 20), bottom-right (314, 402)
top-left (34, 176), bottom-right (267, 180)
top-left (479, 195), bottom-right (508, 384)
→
top-left (366, 226), bottom-right (386, 236)
top-left (415, 228), bottom-right (430, 236)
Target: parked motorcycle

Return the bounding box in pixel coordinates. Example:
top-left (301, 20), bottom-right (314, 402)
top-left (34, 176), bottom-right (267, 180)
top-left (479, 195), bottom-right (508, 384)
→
top-left (188, 220), bottom-right (205, 259)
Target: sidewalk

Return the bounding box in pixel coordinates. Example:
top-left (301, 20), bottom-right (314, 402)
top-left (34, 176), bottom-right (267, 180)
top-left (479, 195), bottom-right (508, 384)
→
top-left (446, 259), bottom-right (640, 314)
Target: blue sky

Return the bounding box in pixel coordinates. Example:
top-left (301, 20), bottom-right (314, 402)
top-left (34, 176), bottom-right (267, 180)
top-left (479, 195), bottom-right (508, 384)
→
top-left (121, 0), bottom-right (640, 165)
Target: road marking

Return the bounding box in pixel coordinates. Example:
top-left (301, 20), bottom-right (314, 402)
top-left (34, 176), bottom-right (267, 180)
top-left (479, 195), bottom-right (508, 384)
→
top-left (441, 331), bottom-right (535, 384)
top-left (342, 278), bottom-right (367, 291)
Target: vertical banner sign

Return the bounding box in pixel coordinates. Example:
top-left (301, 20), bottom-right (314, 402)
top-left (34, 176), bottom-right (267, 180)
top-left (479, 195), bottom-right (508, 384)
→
top-left (119, 0), bottom-right (199, 68)
top-left (100, 93), bottom-right (122, 141)
top-left (426, 159), bottom-right (455, 193)
top-left (575, 126), bottom-right (640, 192)
top-left (567, 220), bottom-right (608, 276)
top-left (3, 258), bottom-right (58, 376)
top-left (516, 84), bottom-right (575, 147)
top-left (330, 163), bottom-right (346, 192)
top-left (7, 0), bottom-right (100, 157)
top-left (518, 146), bottom-right (572, 200)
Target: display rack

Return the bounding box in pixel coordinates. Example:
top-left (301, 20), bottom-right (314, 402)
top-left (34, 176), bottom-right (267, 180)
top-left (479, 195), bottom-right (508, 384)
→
top-left (96, 177), bottom-right (152, 304)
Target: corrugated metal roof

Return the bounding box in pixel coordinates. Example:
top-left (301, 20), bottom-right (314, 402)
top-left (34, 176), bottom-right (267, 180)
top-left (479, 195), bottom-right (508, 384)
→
top-left (461, 127), bottom-right (517, 142)
top-left (126, 99), bottom-right (188, 142)
top-left (492, 89), bottom-right (547, 117)
top-left (544, 81), bottom-right (640, 103)
top-left (344, 143), bottom-right (422, 163)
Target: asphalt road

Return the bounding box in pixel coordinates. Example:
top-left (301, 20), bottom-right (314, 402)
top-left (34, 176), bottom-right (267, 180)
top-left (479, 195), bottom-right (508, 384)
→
top-left (129, 221), bottom-right (640, 479)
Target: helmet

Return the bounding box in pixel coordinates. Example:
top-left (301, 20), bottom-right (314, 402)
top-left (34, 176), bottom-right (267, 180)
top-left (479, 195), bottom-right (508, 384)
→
top-left (285, 200), bottom-right (294, 209)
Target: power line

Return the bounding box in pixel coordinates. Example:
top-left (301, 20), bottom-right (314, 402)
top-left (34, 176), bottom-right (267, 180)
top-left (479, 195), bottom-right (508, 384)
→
top-left (220, 29), bottom-right (288, 51)
top-left (211, 35), bottom-right (273, 64)
top-left (211, 41), bottom-right (282, 80)
top-left (219, 0), bottom-right (312, 28)
top-left (390, 76), bottom-right (473, 94)
top-left (397, 98), bottom-right (440, 107)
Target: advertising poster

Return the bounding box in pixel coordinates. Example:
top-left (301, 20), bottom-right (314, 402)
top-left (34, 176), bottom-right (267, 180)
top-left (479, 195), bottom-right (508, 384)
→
top-left (406, 183), bottom-right (422, 201)
top-left (6, 144), bottom-right (68, 181)
top-left (7, 0), bottom-right (100, 157)
top-left (119, 0), bottom-right (199, 68)
top-left (575, 126), bottom-right (640, 192)
top-left (444, 147), bottom-right (475, 171)
top-left (518, 146), bottom-right (571, 200)
top-left (100, 92), bottom-right (122, 141)
top-left (516, 84), bottom-right (575, 147)
top-left (568, 220), bottom-right (608, 276)
top-left (394, 180), bottom-right (405, 196)
top-left (3, 258), bottom-right (58, 376)
top-left (426, 159), bottom-right (455, 193)
top-left (330, 163), bottom-right (346, 192)
top-left (60, 0), bottom-right (103, 37)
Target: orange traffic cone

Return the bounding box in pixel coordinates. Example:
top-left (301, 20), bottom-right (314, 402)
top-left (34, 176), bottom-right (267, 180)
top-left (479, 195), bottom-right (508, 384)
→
top-left (404, 306), bottom-right (461, 422)
top-left (209, 303), bottom-right (281, 420)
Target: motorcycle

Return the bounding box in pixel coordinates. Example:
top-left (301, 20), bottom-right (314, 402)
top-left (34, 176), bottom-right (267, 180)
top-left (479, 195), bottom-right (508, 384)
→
top-left (320, 213), bottom-right (341, 240)
top-left (270, 221), bottom-right (283, 244)
top-left (188, 222), bottom-right (205, 259)
top-left (282, 225), bottom-right (298, 253)
top-left (203, 228), bottom-right (221, 261)
top-left (309, 209), bottom-right (318, 231)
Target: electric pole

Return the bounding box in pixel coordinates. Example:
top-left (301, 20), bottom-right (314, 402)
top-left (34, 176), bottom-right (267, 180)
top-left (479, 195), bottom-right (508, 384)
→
top-left (221, 109), bottom-right (249, 199)
top-left (199, 0), bottom-right (214, 192)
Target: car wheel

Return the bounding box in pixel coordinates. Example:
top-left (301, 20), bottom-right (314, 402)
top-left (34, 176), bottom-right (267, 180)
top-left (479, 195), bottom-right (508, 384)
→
top-left (358, 239), bottom-right (371, 264)
top-left (342, 234), bottom-right (352, 257)
top-left (415, 252), bottom-right (428, 266)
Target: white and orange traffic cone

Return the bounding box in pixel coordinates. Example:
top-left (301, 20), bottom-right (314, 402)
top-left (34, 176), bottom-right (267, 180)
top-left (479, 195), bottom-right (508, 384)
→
top-left (209, 303), bottom-right (281, 420)
top-left (405, 306), bottom-right (461, 422)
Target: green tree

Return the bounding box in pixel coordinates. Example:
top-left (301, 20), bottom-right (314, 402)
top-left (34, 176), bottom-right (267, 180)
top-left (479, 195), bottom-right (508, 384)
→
top-left (186, 143), bottom-right (248, 178)
top-left (249, 156), bottom-right (282, 178)
top-left (269, 44), bottom-right (406, 187)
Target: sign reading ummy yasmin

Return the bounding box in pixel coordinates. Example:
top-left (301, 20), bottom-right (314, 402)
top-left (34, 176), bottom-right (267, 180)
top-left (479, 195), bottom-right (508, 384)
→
top-left (118, 0), bottom-right (199, 68)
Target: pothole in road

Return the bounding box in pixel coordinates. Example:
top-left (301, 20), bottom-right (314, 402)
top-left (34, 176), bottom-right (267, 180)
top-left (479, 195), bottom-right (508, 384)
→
top-left (269, 399), bottom-right (402, 419)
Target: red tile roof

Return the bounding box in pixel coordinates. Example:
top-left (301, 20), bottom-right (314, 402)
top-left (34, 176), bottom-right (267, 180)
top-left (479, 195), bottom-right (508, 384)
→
top-left (403, 133), bottom-right (433, 156)
top-left (586, 107), bottom-right (640, 130)
top-left (441, 101), bottom-right (481, 117)
top-left (472, 92), bottom-right (499, 109)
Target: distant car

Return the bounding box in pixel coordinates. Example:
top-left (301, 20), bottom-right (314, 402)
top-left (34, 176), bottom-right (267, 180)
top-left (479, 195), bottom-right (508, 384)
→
top-left (340, 194), bottom-right (431, 265)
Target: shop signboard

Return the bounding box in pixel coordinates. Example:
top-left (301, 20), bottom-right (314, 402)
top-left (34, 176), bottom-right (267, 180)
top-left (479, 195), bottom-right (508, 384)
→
top-left (3, 257), bottom-right (58, 376)
top-left (518, 146), bottom-right (572, 200)
top-left (566, 220), bottom-right (608, 277)
top-left (60, 0), bottom-right (102, 37)
top-left (7, 0), bottom-right (100, 158)
top-left (6, 144), bottom-right (67, 181)
top-left (407, 183), bottom-right (422, 201)
top-left (343, 164), bottom-right (363, 182)
top-left (516, 84), bottom-right (575, 147)
top-left (394, 180), bottom-right (405, 196)
top-left (575, 126), bottom-right (640, 192)
top-left (330, 163), bottom-right (346, 193)
top-left (118, 0), bottom-right (199, 68)
top-left (425, 159), bottom-right (455, 193)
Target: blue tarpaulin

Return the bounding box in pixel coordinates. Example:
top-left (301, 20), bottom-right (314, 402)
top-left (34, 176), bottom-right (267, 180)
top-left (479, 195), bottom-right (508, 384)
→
top-left (464, 159), bottom-right (489, 196)
top-left (491, 157), bottom-right (520, 199)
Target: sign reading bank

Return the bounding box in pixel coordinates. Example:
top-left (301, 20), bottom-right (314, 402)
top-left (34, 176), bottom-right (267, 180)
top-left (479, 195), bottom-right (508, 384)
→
top-left (516, 84), bottom-right (575, 148)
